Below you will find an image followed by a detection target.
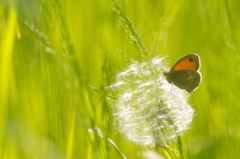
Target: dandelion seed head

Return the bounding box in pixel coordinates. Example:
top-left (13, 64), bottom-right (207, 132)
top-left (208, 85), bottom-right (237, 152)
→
top-left (110, 57), bottom-right (194, 147)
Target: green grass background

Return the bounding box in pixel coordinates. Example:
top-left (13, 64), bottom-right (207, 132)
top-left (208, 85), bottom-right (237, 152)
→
top-left (1, 0), bottom-right (240, 158)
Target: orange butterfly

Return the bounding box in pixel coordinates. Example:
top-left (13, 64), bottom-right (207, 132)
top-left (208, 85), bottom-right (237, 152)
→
top-left (164, 54), bottom-right (202, 92)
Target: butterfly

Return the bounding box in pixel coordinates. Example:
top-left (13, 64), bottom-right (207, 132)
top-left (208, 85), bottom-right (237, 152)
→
top-left (163, 54), bottom-right (202, 93)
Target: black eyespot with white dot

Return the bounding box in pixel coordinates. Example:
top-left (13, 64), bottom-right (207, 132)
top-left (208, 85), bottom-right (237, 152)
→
top-left (189, 58), bottom-right (193, 62)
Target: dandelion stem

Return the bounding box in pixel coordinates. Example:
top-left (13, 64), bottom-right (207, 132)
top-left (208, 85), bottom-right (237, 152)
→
top-left (163, 146), bottom-right (174, 159)
top-left (166, 115), bottom-right (184, 159)
top-left (176, 135), bottom-right (183, 159)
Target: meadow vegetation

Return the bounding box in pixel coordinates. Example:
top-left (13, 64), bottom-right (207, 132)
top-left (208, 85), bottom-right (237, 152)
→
top-left (1, 0), bottom-right (240, 158)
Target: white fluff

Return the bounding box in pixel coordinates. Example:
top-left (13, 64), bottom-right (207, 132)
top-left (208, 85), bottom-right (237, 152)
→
top-left (109, 57), bottom-right (194, 147)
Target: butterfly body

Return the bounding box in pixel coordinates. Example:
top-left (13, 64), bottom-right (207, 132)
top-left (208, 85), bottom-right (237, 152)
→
top-left (164, 54), bottom-right (202, 93)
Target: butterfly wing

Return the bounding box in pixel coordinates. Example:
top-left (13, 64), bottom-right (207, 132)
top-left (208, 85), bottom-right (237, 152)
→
top-left (171, 70), bottom-right (201, 92)
top-left (170, 54), bottom-right (200, 72)
top-left (165, 54), bottom-right (202, 92)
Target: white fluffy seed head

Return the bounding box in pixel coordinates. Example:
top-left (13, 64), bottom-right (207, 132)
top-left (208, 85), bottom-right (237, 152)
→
top-left (109, 57), bottom-right (194, 147)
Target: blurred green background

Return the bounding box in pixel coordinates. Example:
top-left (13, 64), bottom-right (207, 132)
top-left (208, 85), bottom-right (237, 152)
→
top-left (1, 0), bottom-right (240, 158)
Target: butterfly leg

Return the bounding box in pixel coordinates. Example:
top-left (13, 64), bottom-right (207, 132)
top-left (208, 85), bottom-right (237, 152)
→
top-left (170, 82), bottom-right (173, 94)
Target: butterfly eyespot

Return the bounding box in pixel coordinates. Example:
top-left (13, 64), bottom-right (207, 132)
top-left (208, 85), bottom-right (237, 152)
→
top-left (189, 58), bottom-right (193, 62)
